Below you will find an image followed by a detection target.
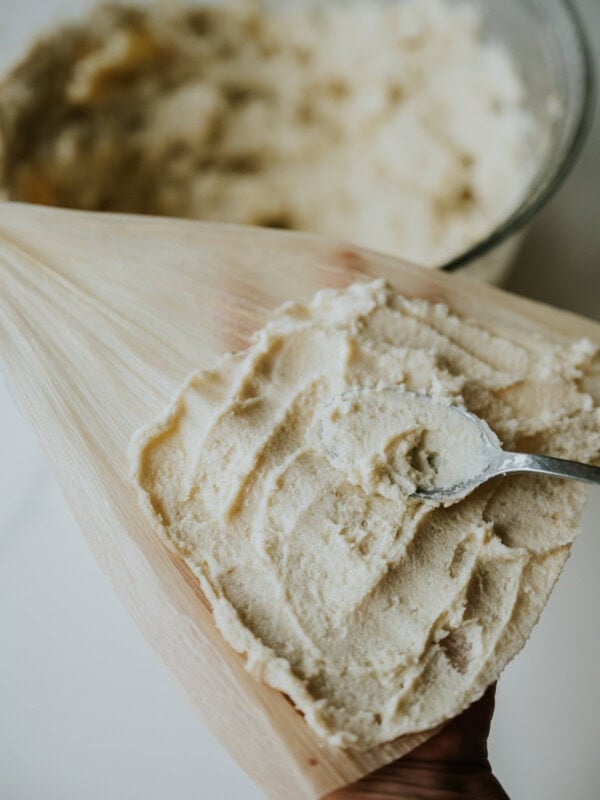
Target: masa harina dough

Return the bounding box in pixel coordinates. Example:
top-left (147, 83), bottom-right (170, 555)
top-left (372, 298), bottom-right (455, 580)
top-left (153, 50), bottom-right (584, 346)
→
top-left (0, 0), bottom-right (537, 267)
top-left (130, 280), bottom-right (600, 749)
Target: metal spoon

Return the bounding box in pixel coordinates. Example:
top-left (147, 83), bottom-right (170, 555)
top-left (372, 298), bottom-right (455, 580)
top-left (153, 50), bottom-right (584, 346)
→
top-left (413, 404), bottom-right (600, 505)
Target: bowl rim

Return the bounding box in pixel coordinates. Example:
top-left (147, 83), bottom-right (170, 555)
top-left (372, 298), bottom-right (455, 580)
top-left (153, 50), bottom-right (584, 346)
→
top-left (442, 0), bottom-right (596, 274)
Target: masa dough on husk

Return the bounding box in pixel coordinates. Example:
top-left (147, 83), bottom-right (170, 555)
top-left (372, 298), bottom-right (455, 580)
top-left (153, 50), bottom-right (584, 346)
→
top-left (131, 280), bottom-right (600, 749)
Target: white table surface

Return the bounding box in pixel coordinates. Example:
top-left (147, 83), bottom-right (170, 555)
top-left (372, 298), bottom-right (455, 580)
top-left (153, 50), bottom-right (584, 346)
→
top-left (1, 2), bottom-right (599, 798)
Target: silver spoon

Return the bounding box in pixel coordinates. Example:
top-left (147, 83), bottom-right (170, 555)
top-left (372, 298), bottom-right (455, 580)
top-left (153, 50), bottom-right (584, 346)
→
top-left (413, 404), bottom-right (600, 505)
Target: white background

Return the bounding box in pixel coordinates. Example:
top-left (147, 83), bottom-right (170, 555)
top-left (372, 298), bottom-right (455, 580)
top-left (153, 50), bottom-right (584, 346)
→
top-left (1, 1), bottom-right (599, 798)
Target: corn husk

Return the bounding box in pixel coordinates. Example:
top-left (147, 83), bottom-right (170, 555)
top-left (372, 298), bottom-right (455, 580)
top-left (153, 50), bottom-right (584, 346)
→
top-left (1, 202), bottom-right (598, 799)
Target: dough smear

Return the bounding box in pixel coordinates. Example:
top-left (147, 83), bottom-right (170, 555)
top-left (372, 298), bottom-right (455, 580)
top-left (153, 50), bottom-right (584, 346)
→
top-left (130, 280), bottom-right (600, 748)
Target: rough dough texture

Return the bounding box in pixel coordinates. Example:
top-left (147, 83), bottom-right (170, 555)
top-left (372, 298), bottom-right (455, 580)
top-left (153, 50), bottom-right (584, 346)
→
top-left (131, 280), bottom-right (600, 749)
top-left (0, 0), bottom-right (537, 266)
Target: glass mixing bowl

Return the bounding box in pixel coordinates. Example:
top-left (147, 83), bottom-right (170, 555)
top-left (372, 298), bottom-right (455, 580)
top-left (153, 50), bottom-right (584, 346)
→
top-left (0, 0), bottom-right (594, 284)
top-left (440, 0), bottom-right (595, 282)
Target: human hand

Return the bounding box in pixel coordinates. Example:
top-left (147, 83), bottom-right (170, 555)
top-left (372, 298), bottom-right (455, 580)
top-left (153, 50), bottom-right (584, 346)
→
top-left (326, 684), bottom-right (509, 799)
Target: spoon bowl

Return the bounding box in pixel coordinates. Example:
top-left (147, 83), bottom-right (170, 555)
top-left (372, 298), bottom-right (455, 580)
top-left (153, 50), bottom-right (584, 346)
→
top-left (410, 399), bottom-right (600, 505)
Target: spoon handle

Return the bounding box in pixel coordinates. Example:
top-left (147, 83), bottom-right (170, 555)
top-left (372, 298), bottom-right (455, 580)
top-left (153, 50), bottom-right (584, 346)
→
top-left (497, 452), bottom-right (600, 487)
